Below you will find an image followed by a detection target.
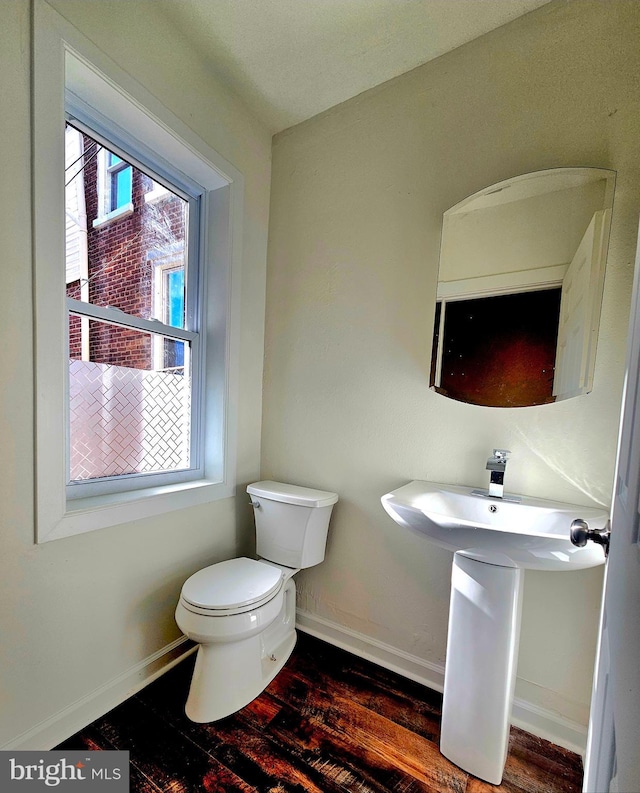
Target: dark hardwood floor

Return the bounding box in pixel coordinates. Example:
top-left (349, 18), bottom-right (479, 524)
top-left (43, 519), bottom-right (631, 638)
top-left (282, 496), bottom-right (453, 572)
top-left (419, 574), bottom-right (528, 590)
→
top-left (56, 632), bottom-right (583, 793)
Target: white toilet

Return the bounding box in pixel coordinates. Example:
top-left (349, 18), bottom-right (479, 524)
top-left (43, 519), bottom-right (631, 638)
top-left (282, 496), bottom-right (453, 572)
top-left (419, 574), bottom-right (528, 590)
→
top-left (175, 480), bottom-right (338, 723)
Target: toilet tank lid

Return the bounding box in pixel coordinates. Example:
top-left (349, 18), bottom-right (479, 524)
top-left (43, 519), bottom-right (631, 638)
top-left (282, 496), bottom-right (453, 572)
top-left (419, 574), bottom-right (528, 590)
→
top-left (247, 480), bottom-right (338, 507)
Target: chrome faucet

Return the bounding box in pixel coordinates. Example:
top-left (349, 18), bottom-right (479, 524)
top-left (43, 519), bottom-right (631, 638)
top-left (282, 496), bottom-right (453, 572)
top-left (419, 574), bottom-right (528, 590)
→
top-left (485, 449), bottom-right (510, 498)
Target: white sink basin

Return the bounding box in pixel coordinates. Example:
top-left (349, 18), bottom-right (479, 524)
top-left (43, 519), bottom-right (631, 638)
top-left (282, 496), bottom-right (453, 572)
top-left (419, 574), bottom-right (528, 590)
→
top-left (381, 480), bottom-right (609, 570)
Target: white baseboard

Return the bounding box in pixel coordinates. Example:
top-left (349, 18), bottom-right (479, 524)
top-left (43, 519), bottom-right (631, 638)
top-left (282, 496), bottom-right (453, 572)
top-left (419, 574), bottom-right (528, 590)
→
top-left (296, 609), bottom-right (587, 756)
top-left (296, 608), bottom-right (447, 691)
top-left (1, 637), bottom-right (196, 751)
top-left (3, 614), bottom-right (587, 756)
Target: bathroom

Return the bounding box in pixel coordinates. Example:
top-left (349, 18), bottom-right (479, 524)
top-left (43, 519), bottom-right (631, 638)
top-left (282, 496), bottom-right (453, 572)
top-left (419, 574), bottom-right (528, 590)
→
top-left (2, 0), bottom-right (640, 790)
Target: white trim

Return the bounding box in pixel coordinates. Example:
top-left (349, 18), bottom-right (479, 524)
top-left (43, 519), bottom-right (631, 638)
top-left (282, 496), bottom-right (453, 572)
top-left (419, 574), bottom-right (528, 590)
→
top-left (296, 609), bottom-right (445, 691)
top-left (66, 298), bottom-right (197, 342)
top-left (296, 609), bottom-right (588, 755)
top-left (433, 302), bottom-right (445, 388)
top-left (145, 183), bottom-right (171, 204)
top-left (0, 608), bottom-right (589, 754)
top-left (446, 167), bottom-right (615, 217)
top-left (33, 0), bottom-right (243, 542)
top-left (436, 264), bottom-right (567, 301)
top-left (63, 49), bottom-right (231, 191)
top-left (51, 479), bottom-right (229, 542)
top-left (91, 201), bottom-right (134, 228)
top-left (0, 637), bottom-right (196, 751)
top-left (513, 691), bottom-right (588, 759)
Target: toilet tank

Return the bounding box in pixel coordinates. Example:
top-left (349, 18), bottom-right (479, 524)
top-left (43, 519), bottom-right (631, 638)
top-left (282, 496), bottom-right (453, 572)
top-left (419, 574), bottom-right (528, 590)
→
top-left (246, 481), bottom-right (338, 569)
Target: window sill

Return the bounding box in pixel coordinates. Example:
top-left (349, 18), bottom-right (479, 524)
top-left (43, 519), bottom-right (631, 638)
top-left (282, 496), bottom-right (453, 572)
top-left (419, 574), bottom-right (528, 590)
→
top-left (92, 202), bottom-right (134, 229)
top-left (145, 186), bottom-right (170, 204)
top-left (39, 478), bottom-right (233, 544)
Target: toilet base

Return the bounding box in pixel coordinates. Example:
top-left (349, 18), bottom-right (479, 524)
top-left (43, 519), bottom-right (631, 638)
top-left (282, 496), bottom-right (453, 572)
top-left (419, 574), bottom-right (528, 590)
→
top-left (184, 579), bottom-right (297, 722)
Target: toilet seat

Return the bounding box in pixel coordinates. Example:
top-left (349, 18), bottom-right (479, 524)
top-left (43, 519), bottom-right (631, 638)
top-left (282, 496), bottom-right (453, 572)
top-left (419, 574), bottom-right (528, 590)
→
top-left (180, 557), bottom-right (284, 616)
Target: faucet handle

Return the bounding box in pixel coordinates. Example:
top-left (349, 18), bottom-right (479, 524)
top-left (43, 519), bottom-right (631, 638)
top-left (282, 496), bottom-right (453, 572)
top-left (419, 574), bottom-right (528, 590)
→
top-left (492, 449), bottom-right (511, 460)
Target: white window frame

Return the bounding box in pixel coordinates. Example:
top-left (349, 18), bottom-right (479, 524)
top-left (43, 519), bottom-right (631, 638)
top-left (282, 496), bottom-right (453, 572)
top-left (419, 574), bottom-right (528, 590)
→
top-left (33, 0), bottom-right (243, 543)
top-left (65, 115), bottom-right (202, 500)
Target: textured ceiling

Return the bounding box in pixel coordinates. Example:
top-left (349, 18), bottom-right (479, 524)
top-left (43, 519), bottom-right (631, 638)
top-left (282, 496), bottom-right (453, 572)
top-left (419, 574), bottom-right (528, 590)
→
top-left (156, 0), bottom-right (553, 133)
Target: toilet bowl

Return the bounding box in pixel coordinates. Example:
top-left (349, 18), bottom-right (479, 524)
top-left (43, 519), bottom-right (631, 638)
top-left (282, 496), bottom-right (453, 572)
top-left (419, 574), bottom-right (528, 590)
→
top-left (175, 481), bottom-right (338, 722)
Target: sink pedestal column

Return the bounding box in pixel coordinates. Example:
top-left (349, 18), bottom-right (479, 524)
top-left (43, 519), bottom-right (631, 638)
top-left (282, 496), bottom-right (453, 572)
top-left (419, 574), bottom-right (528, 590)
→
top-left (440, 553), bottom-right (523, 785)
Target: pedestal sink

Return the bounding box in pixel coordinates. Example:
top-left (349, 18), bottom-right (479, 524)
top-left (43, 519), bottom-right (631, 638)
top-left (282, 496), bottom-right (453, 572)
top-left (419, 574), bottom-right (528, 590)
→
top-left (381, 480), bottom-right (609, 784)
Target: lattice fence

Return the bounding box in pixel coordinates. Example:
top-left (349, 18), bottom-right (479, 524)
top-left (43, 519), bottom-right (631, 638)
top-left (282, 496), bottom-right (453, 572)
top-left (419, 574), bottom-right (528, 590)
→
top-left (69, 359), bottom-right (190, 481)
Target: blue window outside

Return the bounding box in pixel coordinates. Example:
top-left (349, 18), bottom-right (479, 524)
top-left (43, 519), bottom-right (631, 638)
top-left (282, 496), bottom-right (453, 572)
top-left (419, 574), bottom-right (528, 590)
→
top-left (107, 151), bottom-right (132, 211)
top-left (165, 269), bottom-right (185, 368)
top-left (167, 269), bottom-right (185, 328)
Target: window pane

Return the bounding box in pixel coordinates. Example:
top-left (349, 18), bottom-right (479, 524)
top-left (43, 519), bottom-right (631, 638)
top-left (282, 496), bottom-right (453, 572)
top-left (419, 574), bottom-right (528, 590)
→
top-left (64, 123), bottom-right (188, 329)
top-left (110, 164), bottom-right (132, 211)
top-left (163, 337), bottom-right (185, 370)
top-left (166, 268), bottom-right (185, 328)
top-left (68, 316), bottom-right (191, 482)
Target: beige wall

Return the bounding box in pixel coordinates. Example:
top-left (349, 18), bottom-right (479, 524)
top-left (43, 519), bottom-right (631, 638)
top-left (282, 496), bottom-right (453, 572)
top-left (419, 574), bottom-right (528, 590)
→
top-left (264, 0), bottom-right (640, 730)
top-left (0, 0), bottom-right (270, 747)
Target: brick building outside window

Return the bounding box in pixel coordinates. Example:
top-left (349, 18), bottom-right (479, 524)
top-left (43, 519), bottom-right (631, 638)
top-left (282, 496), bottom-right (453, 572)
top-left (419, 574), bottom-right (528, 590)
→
top-left (65, 123), bottom-right (193, 483)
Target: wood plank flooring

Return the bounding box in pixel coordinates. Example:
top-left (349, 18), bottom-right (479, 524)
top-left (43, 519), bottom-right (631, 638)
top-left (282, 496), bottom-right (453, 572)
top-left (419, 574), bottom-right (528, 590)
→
top-left (55, 632), bottom-right (583, 793)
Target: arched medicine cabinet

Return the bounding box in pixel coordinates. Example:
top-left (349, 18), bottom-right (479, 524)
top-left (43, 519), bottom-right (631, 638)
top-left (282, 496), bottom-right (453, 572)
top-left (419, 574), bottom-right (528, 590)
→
top-left (430, 168), bottom-right (616, 407)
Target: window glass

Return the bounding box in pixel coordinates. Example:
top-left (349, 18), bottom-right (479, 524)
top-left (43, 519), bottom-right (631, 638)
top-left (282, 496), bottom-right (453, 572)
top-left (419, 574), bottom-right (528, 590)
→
top-left (110, 164), bottom-right (132, 211)
top-left (65, 121), bottom-right (197, 492)
top-left (65, 123), bottom-right (188, 328)
top-left (166, 269), bottom-right (185, 328)
top-left (68, 315), bottom-right (191, 482)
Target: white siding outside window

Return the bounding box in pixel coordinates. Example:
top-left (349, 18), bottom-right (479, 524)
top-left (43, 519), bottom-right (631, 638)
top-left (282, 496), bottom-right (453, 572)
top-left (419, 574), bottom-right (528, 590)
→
top-left (64, 126), bottom-right (88, 286)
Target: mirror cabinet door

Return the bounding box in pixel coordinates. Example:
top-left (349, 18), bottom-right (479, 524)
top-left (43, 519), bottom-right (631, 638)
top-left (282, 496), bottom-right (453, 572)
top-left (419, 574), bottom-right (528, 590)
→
top-left (430, 168), bottom-right (615, 408)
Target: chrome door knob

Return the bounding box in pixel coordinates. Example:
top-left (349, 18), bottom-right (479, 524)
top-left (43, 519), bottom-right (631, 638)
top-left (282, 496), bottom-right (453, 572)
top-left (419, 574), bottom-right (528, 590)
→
top-left (570, 518), bottom-right (611, 558)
